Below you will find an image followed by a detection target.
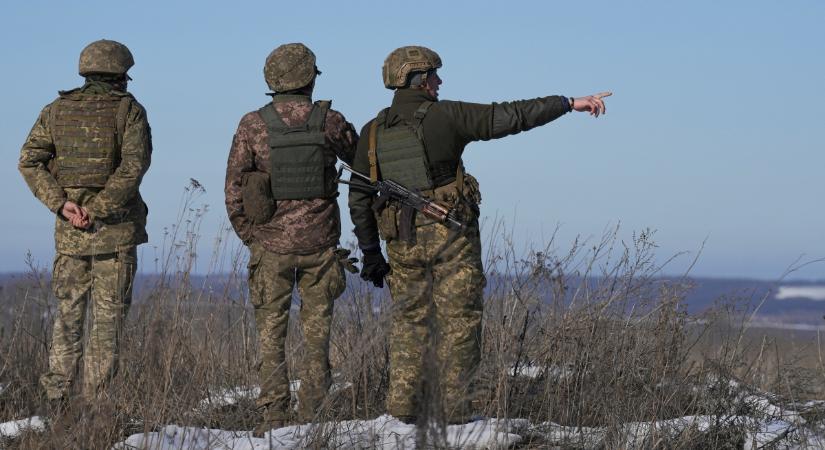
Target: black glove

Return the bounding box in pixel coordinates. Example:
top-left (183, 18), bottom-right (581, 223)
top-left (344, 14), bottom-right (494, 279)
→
top-left (360, 250), bottom-right (391, 288)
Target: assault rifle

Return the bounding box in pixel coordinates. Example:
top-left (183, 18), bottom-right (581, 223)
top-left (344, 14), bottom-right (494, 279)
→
top-left (336, 164), bottom-right (465, 231)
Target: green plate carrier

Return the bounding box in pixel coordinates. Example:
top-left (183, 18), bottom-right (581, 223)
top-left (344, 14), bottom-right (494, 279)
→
top-left (259, 101), bottom-right (336, 200)
top-left (373, 101), bottom-right (434, 190)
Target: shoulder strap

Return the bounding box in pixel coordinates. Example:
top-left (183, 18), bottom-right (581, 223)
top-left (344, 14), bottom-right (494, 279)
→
top-left (258, 103), bottom-right (287, 130)
top-left (375, 107), bottom-right (389, 127)
top-left (412, 101), bottom-right (434, 140)
top-left (369, 108), bottom-right (390, 182)
top-left (308, 100), bottom-right (331, 131)
top-left (48, 99), bottom-right (59, 139)
top-left (260, 101), bottom-right (328, 133)
top-left (115, 96), bottom-right (131, 149)
top-left (456, 159), bottom-right (465, 193)
top-left (46, 100), bottom-right (60, 174)
top-left (412, 101), bottom-right (434, 125)
top-left (368, 120), bottom-right (379, 183)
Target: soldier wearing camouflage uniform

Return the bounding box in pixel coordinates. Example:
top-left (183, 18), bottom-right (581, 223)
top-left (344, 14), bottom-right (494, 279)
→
top-left (18, 40), bottom-right (152, 403)
top-left (224, 43), bottom-right (358, 434)
top-left (349, 46), bottom-right (610, 423)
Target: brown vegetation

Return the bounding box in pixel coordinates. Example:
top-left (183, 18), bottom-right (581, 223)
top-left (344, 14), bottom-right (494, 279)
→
top-left (0, 186), bottom-right (822, 449)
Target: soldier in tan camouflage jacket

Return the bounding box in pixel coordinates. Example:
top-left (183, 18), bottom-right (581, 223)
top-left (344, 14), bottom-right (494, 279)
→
top-left (224, 43), bottom-right (358, 435)
top-left (18, 40), bottom-right (152, 405)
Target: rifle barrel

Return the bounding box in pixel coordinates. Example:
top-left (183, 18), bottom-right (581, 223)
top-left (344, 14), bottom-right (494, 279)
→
top-left (340, 164), bottom-right (371, 181)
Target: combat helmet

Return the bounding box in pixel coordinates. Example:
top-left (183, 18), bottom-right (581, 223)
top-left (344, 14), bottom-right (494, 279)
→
top-left (264, 43), bottom-right (318, 92)
top-left (78, 39), bottom-right (134, 76)
top-left (382, 46), bottom-right (442, 89)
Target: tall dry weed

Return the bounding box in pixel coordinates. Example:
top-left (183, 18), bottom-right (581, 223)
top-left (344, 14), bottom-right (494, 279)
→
top-left (0, 188), bottom-right (821, 448)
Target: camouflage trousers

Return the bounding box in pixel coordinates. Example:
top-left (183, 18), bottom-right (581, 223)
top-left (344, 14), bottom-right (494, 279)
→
top-left (385, 219), bottom-right (486, 420)
top-left (41, 248), bottom-right (136, 400)
top-left (247, 244), bottom-right (346, 421)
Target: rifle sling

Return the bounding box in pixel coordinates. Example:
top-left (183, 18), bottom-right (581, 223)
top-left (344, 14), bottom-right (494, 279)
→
top-left (368, 120), bottom-right (379, 183)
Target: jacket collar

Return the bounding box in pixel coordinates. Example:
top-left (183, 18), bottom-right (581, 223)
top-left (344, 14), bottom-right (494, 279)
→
top-left (391, 88), bottom-right (436, 108)
top-left (271, 94), bottom-right (312, 104)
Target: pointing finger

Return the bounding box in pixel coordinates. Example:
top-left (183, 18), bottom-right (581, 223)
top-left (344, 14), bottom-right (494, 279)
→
top-left (595, 91), bottom-right (612, 99)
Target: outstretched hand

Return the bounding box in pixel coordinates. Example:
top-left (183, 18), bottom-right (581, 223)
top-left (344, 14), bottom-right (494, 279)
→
top-left (572, 92), bottom-right (612, 117)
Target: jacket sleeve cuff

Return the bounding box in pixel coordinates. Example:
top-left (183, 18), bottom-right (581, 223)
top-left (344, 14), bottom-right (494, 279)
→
top-left (49, 199), bottom-right (66, 215)
top-left (561, 96), bottom-right (571, 112)
top-left (359, 241), bottom-right (382, 254)
top-left (83, 203), bottom-right (102, 222)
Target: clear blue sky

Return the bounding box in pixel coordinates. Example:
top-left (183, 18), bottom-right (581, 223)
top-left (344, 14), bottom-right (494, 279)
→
top-left (1, 0), bottom-right (823, 279)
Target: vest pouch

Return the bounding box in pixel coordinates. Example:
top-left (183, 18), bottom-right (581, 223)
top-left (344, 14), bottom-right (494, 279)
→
top-left (430, 173), bottom-right (481, 222)
top-left (375, 203), bottom-right (399, 242)
top-left (455, 173), bottom-right (482, 220)
top-left (461, 173), bottom-right (482, 212)
top-left (269, 143), bottom-right (328, 199)
top-left (242, 171), bottom-right (276, 225)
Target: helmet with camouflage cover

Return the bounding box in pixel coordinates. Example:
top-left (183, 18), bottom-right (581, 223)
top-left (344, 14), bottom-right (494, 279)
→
top-left (78, 39), bottom-right (134, 76)
top-left (382, 46), bottom-right (442, 90)
top-left (264, 43), bottom-right (318, 92)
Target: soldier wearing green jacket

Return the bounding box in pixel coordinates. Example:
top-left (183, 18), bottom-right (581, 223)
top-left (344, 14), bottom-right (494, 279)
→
top-left (348, 46), bottom-right (610, 423)
top-left (18, 40), bottom-right (152, 404)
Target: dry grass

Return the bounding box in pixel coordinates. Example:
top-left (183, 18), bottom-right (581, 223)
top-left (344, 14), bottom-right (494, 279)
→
top-left (0, 186), bottom-right (822, 449)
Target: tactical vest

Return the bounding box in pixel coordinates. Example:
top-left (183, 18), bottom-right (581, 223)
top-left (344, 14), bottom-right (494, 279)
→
top-left (49, 90), bottom-right (131, 188)
top-left (370, 101), bottom-right (435, 190)
top-left (259, 101), bottom-right (337, 200)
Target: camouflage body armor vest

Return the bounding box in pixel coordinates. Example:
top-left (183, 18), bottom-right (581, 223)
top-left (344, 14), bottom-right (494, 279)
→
top-left (259, 101), bottom-right (337, 200)
top-left (49, 90), bottom-right (131, 188)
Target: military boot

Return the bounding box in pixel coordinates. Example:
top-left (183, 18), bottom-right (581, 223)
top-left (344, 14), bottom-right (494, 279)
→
top-left (396, 415), bottom-right (418, 425)
top-left (46, 397), bottom-right (68, 421)
top-left (253, 418), bottom-right (286, 438)
top-left (252, 405), bottom-right (289, 438)
top-left (47, 397), bottom-right (82, 434)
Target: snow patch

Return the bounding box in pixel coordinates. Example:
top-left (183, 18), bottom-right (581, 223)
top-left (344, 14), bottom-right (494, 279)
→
top-left (776, 286), bottom-right (825, 301)
top-left (0, 416), bottom-right (46, 438)
top-left (198, 386), bottom-right (261, 410)
top-left (508, 364), bottom-right (574, 379)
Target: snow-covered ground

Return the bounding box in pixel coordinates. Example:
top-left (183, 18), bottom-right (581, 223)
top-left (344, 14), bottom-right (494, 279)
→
top-left (113, 416), bottom-right (522, 450)
top-left (108, 413), bottom-right (824, 450)
top-left (110, 379), bottom-right (824, 449)
top-left (1, 379), bottom-right (823, 449)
